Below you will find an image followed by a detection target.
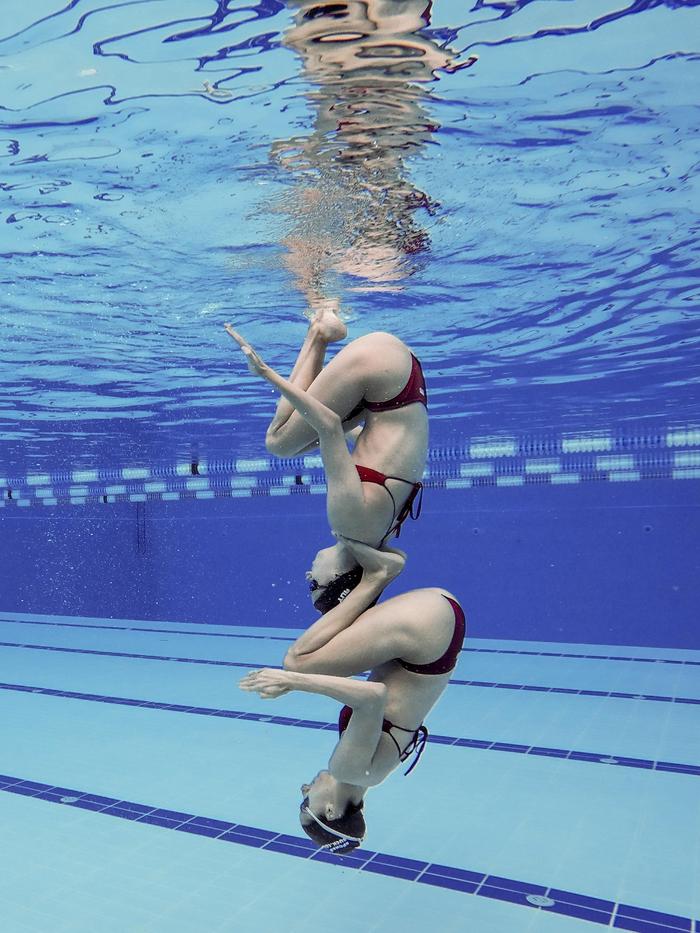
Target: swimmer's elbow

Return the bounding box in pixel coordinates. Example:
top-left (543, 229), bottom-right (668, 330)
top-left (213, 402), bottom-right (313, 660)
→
top-left (282, 649), bottom-right (302, 672)
top-left (265, 428), bottom-right (293, 458)
top-left (362, 681), bottom-right (388, 708)
top-left (329, 760), bottom-right (371, 787)
top-left (265, 427), bottom-right (315, 458)
top-left (283, 648), bottom-right (316, 673)
top-left (329, 754), bottom-right (384, 788)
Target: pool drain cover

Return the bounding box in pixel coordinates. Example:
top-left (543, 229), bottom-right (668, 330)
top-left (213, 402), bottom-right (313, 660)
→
top-left (526, 895), bottom-right (556, 908)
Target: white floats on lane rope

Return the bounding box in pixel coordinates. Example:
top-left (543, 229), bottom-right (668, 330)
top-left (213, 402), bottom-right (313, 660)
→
top-left (2, 427), bottom-right (700, 508)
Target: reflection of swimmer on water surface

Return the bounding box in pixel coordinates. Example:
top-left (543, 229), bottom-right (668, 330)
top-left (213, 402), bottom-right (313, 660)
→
top-left (283, 0), bottom-right (475, 82)
top-left (195, 80), bottom-right (234, 99)
top-left (272, 0), bottom-right (476, 305)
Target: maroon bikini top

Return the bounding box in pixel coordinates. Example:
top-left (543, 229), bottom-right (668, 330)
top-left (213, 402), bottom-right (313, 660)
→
top-left (364, 354), bottom-right (427, 412)
top-left (343, 353), bottom-right (428, 423)
top-left (398, 596), bottom-right (465, 676)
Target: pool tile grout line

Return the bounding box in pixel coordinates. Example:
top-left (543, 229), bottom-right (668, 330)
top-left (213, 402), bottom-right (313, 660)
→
top-left (3, 681), bottom-right (699, 778)
top-left (1, 640), bottom-right (699, 705)
top-left (3, 616), bottom-right (699, 667)
top-left (0, 772), bottom-right (694, 932)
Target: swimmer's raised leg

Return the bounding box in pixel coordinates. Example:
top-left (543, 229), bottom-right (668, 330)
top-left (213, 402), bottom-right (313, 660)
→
top-left (226, 303), bottom-right (346, 446)
top-left (223, 325), bottom-right (384, 541)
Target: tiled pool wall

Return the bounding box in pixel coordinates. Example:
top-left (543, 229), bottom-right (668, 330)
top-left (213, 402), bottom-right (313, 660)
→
top-left (0, 468), bottom-right (697, 648)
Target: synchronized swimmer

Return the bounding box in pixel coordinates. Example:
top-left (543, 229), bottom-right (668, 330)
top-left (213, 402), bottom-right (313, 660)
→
top-left (224, 307), bottom-right (427, 607)
top-left (240, 538), bottom-right (465, 853)
top-left (225, 307), bottom-right (465, 852)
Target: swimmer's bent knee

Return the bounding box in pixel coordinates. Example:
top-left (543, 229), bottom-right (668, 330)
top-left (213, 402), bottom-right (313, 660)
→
top-left (265, 429), bottom-right (294, 457)
top-left (265, 410), bottom-right (342, 457)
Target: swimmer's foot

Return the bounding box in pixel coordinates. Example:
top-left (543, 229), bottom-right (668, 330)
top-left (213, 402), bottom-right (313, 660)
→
top-left (310, 299), bottom-right (347, 344)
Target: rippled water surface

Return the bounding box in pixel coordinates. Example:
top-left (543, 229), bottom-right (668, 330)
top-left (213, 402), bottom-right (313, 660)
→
top-left (1, 0), bottom-right (699, 473)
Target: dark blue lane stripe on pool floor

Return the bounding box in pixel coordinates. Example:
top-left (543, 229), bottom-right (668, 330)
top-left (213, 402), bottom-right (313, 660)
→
top-left (0, 772), bottom-right (694, 932)
top-left (1, 639), bottom-right (699, 706)
top-left (0, 616), bottom-right (293, 643)
top-left (3, 681), bottom-right (699, 778)
top-left (3, 616), bottom-right (700, 666)
top-left (0, 639), bottom-right (265, 669)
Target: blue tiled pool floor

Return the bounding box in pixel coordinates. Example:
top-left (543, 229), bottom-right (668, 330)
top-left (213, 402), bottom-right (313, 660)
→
top-left (0, 612), bottom-right (698, 933)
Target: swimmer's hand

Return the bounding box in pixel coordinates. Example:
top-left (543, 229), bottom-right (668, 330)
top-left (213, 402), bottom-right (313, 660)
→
top-left (224, 324), bottom-right (270, 379)
top-left (239, 668), bottom-right (292, 699)
top-left (337, 536), bottom-right (406, 583)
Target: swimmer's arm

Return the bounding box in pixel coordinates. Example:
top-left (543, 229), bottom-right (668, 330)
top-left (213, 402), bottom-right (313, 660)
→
top-left (292, 420), bottom-right (363, 456)
top-left (283, 570), bottom-right (388, 667)
top-left (285, 543), bottom-right (405, 671)
top-left (238, 669), bottom-right (388, 785)
top-left (283, 671), bottom-right (385, 707)
top-left (291, 673), bottom-right (387, 786)
top-left (260, 353), bottom-right (344, 438)
top-left (225, 325), bottom-right (342, 439)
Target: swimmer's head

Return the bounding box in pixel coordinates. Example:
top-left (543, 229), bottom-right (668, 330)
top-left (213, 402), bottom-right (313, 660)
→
top-left (299, 770), bottom-right (366, 855)
top-left (307, 543), bottom-right (355, 583)
top-left (306, 543), bottom-right (362, 614)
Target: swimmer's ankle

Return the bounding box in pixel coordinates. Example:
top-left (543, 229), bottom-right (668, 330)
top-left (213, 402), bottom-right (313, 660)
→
top-left (309, 300), bottom-right (347, 343)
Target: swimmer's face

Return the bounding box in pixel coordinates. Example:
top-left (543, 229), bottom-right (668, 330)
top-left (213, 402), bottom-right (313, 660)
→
top-left (299, 770), bottom-right (336, 823)
top-left (308, 545), bottom-right (339, 583)
top-left (306, 545), bottom-right (342, 603)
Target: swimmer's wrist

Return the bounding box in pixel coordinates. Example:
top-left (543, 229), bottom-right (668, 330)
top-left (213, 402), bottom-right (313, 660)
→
top-left (365, 563), bottom-right (400, 587)
top-left (364, 568), bottom-right (391, 587)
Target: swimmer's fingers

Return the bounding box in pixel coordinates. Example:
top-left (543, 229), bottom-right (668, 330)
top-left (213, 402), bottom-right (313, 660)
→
top-left (238, 669), bottom-right (262, 691)
top-left (244, 345), bottom-right (268, 377)
top-left (223, 323), bottom-right (249, 350)
top-left (224, 323), bottom-right (269, 378)
top-left (239, 668), bottom-right (292, 699)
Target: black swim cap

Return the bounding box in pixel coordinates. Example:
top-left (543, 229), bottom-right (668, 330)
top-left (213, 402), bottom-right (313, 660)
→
top-left (311, 564), bottom-right (363, 615)
top-left (301, 798), bottom-right (366, 855)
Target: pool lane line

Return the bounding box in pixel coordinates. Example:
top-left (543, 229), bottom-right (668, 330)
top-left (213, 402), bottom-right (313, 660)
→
top-left (0, 772), bottom-right (694, 932)
top-left (0, 639), bottom-right (698, 706)
top-left (0, 639), bottom-right (270, 669)
top-left (3, 616), bottom-right (699, 667)
top-left (3, 681), bottom-right (699, 778)
top-left (0, 616), bottom-right (293, 643)
top-left (448, 680), bottom-right (700, 705)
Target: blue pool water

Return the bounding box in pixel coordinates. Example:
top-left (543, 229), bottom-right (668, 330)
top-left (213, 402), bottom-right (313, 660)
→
top-left (1, 2), bottom-right (699, 931)
top-left (2, 0), bottom-right (699, 470)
